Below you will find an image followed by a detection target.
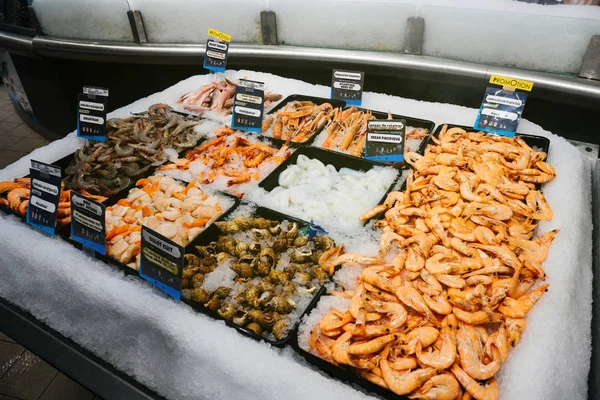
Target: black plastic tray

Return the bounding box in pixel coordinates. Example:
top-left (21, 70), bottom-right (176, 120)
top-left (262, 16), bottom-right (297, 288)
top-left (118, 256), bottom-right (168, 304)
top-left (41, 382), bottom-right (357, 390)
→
top-left (418, 123), bottom-right (550, 156)
top-left (94, 185), bottom-right (240, 276)
top-left (290, 307), bottom-right (400, 400)
top-left (261, 95), bottom-right (346, 148)
top-left (314, 106), bottom-right (436, 161)
top-left (258, 146), bottom-right (404, 225)
top-left (181, 204), bottom-right (330, 347)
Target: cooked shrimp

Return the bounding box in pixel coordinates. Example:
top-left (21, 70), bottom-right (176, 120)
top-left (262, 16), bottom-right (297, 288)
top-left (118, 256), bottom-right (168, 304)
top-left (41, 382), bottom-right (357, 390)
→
top-left (451, 364), bottom-right (499, 400)
top-left (364, 299), bottom-right (408, 329)
top-left (408, 373), bottom-right (461, 400)
top-left (436, 274), bottom-right (466, 289)
top-left (453, 307), bottom-right (491, 325)
top-left (498, 284), bottom-right (549, 318)
top-left (7, 188), bottom-right (29, 209)
top-left (380, 344), bottom-right (437, 395)
top-left (456, 324), bottom-right (500, 380)
top-left (395, 286), bottom-right (438, 324)
top-left (415, 315), bottom-right (456, 369)
top-left (347, 334), bottom-right (398, 355)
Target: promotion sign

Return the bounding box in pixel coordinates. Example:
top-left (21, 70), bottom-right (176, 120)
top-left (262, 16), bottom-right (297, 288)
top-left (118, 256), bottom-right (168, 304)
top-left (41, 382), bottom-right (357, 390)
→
top-left (474, 75), bottom-right (532, 137)
top-left (78, 86), bottom-right (109, 141)
top-left (26, 160), bottom-right (61, 236)
top-left (70, 192), bottom-right (106, 254)
top-left (204, 28), bottom-right (230, 73)
top-left (140, 226), bottom-right (184, 300)
top-left (364, 119), bottom-right (406, 163)
top-left (231, 79), bottom-right (264, 134)
top-left (331, 69), bottom-right (364, 105)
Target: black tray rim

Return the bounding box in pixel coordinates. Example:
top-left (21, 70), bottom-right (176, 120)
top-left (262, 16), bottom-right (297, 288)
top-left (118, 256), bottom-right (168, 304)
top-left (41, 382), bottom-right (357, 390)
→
top-left (181, 203), bottom-right (333, 347)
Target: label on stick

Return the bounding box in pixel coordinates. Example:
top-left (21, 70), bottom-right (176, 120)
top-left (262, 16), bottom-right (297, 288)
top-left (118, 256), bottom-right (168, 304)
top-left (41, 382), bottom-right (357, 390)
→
top-left (140, 226), bottom-right (184, 300)
top-left (70, 191), bottom-right (106, 255)
top-left (78, 86), bottom-right (108, 142)
top-left (204, 28), bottom-right (230, 73)
top-left (231, 79), bottom-right (264, 134)
top-left (474, 87), bottom-right (528, 137)
top-left (26, 160), bottom-right (61, 236)
top-left (331, 69), bottom-right (364, 105)
top-left (364, 119), bottom-right (406, 163)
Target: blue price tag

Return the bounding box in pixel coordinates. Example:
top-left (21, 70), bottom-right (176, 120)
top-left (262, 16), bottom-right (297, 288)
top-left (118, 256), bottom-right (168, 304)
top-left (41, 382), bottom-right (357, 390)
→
top-left (474, 87), bottom-right (527, 137)
top-left (140, 226), bottom-right (184, 301)
top-left (26, 160), bottom-right (61, 236)
top-left (70, 192), bottom-right (106, 255)
top-left (77, 87), bottom-right (108, 142)
top-left (203, 38), bottom-right (229, 73)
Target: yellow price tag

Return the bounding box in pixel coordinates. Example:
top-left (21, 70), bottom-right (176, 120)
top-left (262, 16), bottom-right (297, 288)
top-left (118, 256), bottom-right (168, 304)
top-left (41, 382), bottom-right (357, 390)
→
top-left (489, 75), bottom-right (534, 92)
top-left (208, 28), bottom-right (231, 43)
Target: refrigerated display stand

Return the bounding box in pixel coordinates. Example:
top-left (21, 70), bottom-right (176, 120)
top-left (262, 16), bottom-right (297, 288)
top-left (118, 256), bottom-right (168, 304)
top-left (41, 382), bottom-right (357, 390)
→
top-left (0, 69), bottom-right (594, 400)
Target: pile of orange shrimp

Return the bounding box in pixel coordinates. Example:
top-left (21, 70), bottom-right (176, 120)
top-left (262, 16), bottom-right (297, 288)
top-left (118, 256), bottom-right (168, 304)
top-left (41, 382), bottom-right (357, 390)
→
top-left (309, 126), bottom-right (558, 400)
top-left (261, 101), bottom-right (337, 143)
top-left (0, 178), bottom-right (105, 226)
top-left (320, 107), bottom-right (429, 157)
top-left (161, 127), bottom-right (292, 188)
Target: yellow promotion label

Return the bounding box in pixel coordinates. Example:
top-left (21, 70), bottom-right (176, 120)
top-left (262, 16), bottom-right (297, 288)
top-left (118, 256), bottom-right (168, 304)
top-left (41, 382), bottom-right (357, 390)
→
top-left (489, 75), bottom-right (534, 91)
top-left (208, 28), bottom-right (231, 43)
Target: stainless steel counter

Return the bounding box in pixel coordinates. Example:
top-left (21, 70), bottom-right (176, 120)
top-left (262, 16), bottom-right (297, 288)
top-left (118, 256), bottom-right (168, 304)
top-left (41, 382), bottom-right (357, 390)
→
top-left (1, 31), bottom-right (599, 110)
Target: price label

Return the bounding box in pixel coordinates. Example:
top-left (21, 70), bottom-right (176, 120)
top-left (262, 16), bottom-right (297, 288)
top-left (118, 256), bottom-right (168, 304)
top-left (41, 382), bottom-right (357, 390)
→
top-left (331, 69), bottom-right (364, 105)
top-left (140, 226), bottom-right (184, 300)
top-left (26, 160), bottom-right (61, 236)
top-left (364, 119), bottom-right (406, 163)
top-left (78, 86), bottom-right (109, 141)
top-left (204, 39), bottom-right (229, 73)
top-left (70, 191), bottom-right (106, 255)
top-left (474, 76), bottom-right (532, 137)
top-left (474, 88), bottom-right (528, 138)
top-left (231, 79), bottom-right (264, 134)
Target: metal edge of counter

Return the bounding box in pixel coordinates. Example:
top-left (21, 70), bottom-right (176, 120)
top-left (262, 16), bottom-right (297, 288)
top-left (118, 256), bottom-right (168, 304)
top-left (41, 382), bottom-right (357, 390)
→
top-left (0, 297), bottom-right (164, 400)
top-left (0, 33), bottom-right (592, 108)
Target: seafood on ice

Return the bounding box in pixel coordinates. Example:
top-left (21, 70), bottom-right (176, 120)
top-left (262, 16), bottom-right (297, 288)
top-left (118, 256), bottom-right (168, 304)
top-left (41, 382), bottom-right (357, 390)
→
top-left (301, 126), bottom-right (558, 400)
top-left (263, 154), bottom-right (398, 225)
top-left (160, 127), bottom-right (292, 191)
top-left (261, 101), bottom-right (338, 143)
top-left (315, 107), bottom-right (429, 157)
top-left (177, 78), bottom-right (282, 115)
top-left (105, 174), bottom-right (230, 270)
top-left (182, 215), bottom-right (336, 341)
top-left (64, 103), bottom-right (201, 197)
top-left (0, 178), bottom-right (106, 226)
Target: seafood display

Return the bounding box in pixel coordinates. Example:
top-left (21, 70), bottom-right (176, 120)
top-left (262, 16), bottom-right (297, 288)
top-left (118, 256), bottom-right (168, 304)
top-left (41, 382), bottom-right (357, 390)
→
top-left (264, 154), bottom-right (398, 224)
top-left (303, 126), bottom-right (557, 399)
top-left (64, 103), bottom-right (201, 197)
top-left (105, 174), bottom-right (230, 270)
top-left (177, 78), bottom-right (282, 115)
top-left (160, 127), bottom-right (292, 190)
top-left (0, 178), bottom-right (106, 226)
top-left (182, 215), bottom-right (335, 341)
top-left (316, 107), bottom-right (429, 157)
top-left (261, 101), bottom-right (338, 143)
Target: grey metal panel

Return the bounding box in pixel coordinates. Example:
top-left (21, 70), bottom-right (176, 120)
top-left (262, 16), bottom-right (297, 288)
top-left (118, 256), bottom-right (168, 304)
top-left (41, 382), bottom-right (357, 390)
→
top-left (580, 35), bottom-right (600, 81)
top-left (260, 11), bottom-right (278, 46)
top-left (404, 17), bottom-right (424, 55)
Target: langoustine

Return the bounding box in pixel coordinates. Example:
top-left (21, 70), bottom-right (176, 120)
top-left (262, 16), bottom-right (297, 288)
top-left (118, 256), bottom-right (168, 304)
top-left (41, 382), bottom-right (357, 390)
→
top-left (261, 101), bottom-right (338, 143)
top-left (317, 107), bottom-right (429, 157)
top-left (305, 126), bottom-right (557, 400)
top-left (177, 78), bottom-right (282, 115)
